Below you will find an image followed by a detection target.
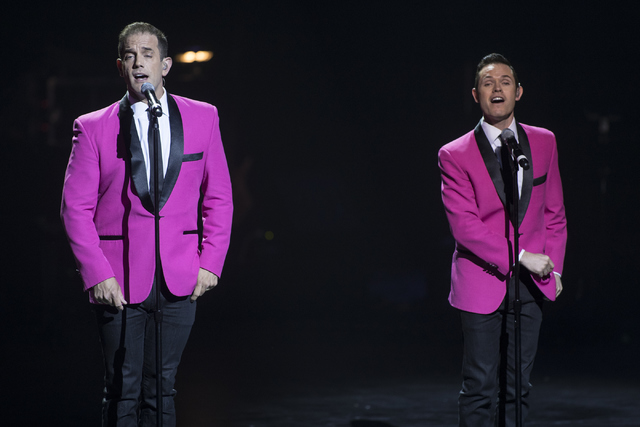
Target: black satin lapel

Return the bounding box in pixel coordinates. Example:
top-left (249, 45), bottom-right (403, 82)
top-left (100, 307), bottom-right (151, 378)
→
top-left (474, 120), bottom-right (508, 208)
top-left (116, 96), bottom-right (131, 161)
top-left (120, 96), bottom-right (154, 213)
top-left (516, 123), bottom-right (533, 226)
top-left (159, 95), bottom-right (184, 210)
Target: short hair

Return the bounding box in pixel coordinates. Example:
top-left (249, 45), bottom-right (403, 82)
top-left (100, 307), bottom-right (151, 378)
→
top-left (474, 53), bottom-right (519, 90)
top-left (118, 22), bottom-right (168, 59)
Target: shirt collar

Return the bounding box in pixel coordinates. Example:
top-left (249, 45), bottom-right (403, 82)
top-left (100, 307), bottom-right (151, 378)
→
top-left (481, 117), bottom-right (518, 151)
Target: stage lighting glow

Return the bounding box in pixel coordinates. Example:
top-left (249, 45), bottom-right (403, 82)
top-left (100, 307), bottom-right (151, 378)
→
top-left (195, 51), bottom-right (213, 62)
top-left (175, 51), bottom-right (214, 63)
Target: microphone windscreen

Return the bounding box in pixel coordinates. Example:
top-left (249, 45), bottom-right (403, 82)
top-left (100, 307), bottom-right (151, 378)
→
top-left (501, 128), bottom-right (515, 140)
top-left (141, 82), bottom-right (155, 92)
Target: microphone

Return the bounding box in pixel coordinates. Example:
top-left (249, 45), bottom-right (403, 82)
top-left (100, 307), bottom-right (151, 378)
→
top-left (499, 128), bottom-right (530, 170)
top-left (141, 83), bottom-right (163, 117)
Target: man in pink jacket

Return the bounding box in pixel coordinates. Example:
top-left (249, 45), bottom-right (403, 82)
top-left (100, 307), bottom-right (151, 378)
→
top-left (61, 22), bottom-right (233, 426)
top-left (438, 54), bottom-right (567, 426)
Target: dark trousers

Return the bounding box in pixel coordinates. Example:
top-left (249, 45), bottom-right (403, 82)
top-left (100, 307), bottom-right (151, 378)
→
top-left (94, 279), bottom-right (196, 427)
top-left (458, 277), bottom-right (544, 427)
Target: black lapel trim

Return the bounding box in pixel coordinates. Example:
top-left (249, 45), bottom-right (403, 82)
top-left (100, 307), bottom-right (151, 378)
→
top-left (119, 96), bottom-right (154, 213)
top-left (474, 120), bottom-right (508, 208)
top-left (516, 122), bottom-right (533, 226)
top-left (159, 95), bottom-right (184, 210)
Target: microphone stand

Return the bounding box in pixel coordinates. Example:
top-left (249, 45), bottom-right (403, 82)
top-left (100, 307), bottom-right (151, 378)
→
top-left (150, 114), bottom-right (164, 427)
top-left (507, 147), bottom-right (523, 427)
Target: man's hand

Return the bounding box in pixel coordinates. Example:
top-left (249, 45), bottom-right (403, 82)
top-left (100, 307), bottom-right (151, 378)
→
top-left (90, 277), bottom-right (127, 310)
top-left (555, 274), bottom-right (563, 299)
top-left (190, 268), bottom-right (219, 302)
top-left (520, 251), bottom-right (555, 277)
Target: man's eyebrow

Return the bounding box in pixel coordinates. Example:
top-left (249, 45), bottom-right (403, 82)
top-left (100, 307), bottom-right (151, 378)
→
top-left (481, 74), bottom-right (513, 80)
top-left (123, 46), bottom-right (155, 53)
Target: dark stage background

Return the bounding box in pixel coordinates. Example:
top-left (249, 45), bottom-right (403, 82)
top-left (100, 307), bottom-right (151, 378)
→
top-left (2, 1), bottom-right (639, 425)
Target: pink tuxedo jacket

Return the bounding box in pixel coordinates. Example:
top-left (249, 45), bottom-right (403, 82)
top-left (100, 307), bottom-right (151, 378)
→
top-left (61, 94), bottom-right (233, 304)
top-left (438, 121), bottom-right (567, 314)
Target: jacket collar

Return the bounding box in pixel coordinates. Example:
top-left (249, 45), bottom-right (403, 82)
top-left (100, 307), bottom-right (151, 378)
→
top-left (119, 94), bottom-right (184, 214)
top-left (474, 119), bottom-right (533, 227)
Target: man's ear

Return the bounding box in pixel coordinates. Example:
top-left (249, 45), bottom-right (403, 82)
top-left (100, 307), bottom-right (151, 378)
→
top-left (515, 84), bottom-right (523, 101)
top-left (116, 58), bottom-right (124, 77)
top-left (472, 87), bottom-right (479, 103)
top-left (161, 57), bottom-right (173, 76)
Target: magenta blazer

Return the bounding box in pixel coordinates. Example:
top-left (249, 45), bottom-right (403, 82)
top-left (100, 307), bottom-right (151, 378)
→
top-left (438, 121), bottom-right (567, 314)
top-left (61, 94), bottom-right (233, 304)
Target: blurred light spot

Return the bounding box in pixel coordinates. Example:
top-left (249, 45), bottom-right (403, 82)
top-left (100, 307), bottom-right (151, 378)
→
top-left (265, 231), bottom-right (274, 241)
top-left (175, 51), bottom-right (214, 63)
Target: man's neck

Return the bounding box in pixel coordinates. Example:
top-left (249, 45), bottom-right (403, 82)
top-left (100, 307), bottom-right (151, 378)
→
top-left (483, 115), bottom-right (514, 131)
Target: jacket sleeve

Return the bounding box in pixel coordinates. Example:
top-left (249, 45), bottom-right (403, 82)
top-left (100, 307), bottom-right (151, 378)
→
top-left (198, 106), bottom-right (233, 277)
top-left (542, 136), bottom-right (567, 275)
top-left (60, 118), bottom-right (115, 290)
top-left (438, 145), bottom-right (512, 275)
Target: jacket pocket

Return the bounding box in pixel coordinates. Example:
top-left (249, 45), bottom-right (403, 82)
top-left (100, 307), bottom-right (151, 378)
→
top-left (533, 174), bottom-right (547, 186)
top-left (182, 152), bottom-right (204, 162)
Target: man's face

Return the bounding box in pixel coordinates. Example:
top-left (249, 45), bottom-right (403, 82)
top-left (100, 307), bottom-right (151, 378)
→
top-left (117, 32), bottom-right (172, 103)
top-left (472, 63), bottom-right (522, 130)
